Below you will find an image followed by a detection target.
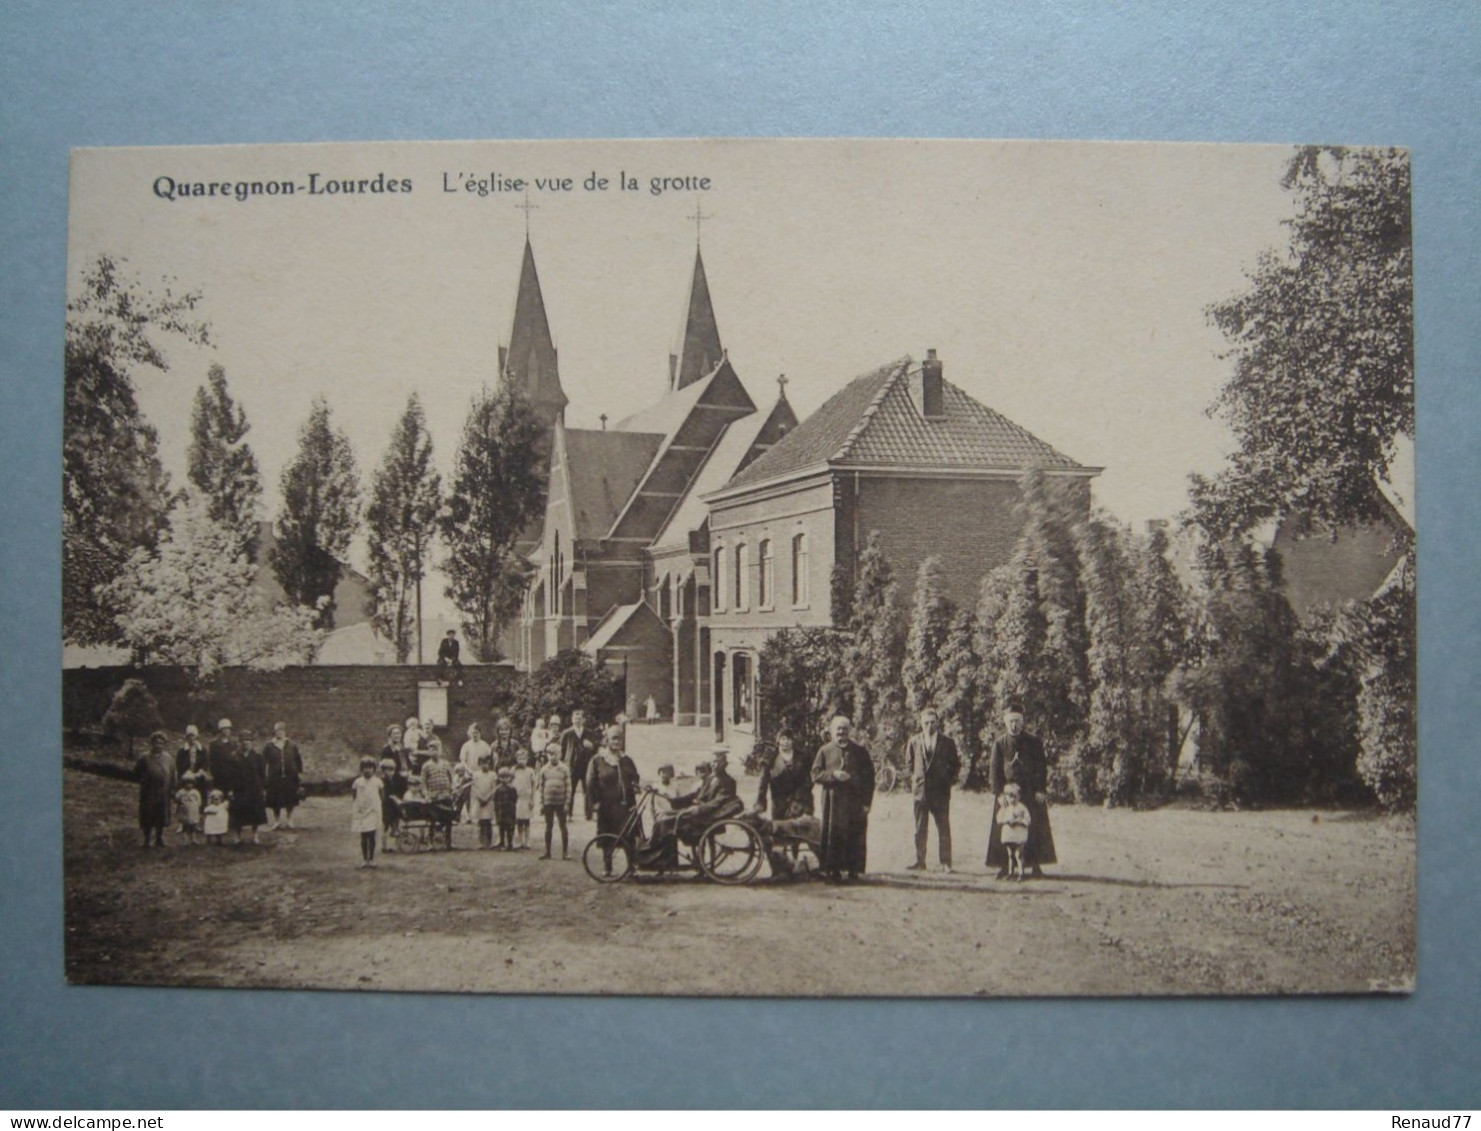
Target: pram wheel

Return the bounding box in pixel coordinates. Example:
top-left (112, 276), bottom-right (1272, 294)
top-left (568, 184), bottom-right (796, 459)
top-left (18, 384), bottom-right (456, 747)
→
top-left (582, 835), bottom-right (633, 883)
top-left (698, 819), bottom-right (765, 885)
top-left (397, 829), bottom-right (425, 853)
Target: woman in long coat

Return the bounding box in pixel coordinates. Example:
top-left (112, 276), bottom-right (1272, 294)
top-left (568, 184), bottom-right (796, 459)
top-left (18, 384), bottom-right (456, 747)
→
top-left (984, 708), bottom-right (1057, 877)
top-left (756, 732), bottom-right (815, 820)
top-left (135, 732), bottom-right (177, 847)
top-left (212, 721), bottom-right (268, 843)
top-left (811, 717), bottom-right (875, 881)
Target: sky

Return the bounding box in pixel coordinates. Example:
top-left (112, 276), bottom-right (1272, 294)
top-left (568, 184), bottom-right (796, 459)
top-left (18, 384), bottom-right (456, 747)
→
top-left (68, 138), bottom-right (1348, 606)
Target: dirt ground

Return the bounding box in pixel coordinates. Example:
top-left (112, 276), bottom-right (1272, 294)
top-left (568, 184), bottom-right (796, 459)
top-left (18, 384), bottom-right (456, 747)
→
top-left (63, 756), bottom-right (1415, 997)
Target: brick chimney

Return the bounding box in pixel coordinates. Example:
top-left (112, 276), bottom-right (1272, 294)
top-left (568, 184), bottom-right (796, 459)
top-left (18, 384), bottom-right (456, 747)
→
top-left (919, 348), bottom-right (945, 420)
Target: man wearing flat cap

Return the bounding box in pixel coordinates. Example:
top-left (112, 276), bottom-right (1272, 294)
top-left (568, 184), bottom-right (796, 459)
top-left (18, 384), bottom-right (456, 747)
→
top-left (985, 703), bottom-right (1056, 879)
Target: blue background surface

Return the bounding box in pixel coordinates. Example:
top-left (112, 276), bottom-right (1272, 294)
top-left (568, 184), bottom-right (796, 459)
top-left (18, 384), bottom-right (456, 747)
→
top-left (2, 1), bottom-right (1477, 1109)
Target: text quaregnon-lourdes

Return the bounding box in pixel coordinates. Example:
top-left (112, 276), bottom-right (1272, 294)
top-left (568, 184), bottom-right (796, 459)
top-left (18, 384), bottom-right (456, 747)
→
top-left (153, 172), bottom-right (414, 202)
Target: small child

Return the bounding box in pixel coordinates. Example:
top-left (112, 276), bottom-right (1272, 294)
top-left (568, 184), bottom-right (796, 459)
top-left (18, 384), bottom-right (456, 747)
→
top-left (351, 756), bottom-right (385, 868)
top-left (202, 790), bottom-right (230, 845)
top-left (379, 757), bottom-right (404, 850)
top-left (472, 755), bottom-right (499, 849)
top-left (175, 773), bottom-right (204, 845)
top-left (996, 782), bottom-right (1033, 882)
top-left (535, 745), bottom-right (571, 859)
top-left (493, 768), bottom-right (518, 850)
top-left (511, 749), bottom-right (535, 850)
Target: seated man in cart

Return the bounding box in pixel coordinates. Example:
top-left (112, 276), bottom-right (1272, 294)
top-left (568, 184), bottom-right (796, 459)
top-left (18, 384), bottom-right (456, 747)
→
top-left (641, 749), bottom-right (740, 863)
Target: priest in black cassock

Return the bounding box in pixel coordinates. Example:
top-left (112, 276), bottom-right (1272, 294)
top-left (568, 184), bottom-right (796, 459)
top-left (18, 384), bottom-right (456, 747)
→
top-left (984, 703), bottom-right (1057, 879)
top-left (811, 714), bottom-right (876, 882)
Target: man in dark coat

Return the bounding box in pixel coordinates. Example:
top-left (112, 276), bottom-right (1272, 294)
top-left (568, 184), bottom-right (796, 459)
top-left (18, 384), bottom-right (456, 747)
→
top-left (647, 748), bottom-right (739, 859)
top-left (811, 715), bottom-right (876, 882)
top-left (560, 708), bottom-right (601, 820)
top-left (135, 731), bottom-right (177, 847)
top-left (436, 629), bottom-right (463, 686)
top-left (984, 704), bottom-right (1057, 878)
top-left (905, 706), bottom-right (961, 872)
top-left (262, 721), bottom-right (304, 830)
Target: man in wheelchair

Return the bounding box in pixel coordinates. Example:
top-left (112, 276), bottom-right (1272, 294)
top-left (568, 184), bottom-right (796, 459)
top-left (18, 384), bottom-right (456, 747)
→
top-left (639, 750), bottom-right (740, 864)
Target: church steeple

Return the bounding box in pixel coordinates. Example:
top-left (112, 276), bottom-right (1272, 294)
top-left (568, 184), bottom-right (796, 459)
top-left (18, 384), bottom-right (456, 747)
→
top-left (499, 237), bottom-right (567, 426)
top-left (669, 247), bottom-right (724, 391)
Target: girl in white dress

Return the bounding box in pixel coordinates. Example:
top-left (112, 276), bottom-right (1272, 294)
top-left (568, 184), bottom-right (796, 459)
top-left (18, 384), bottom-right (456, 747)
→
top-left (350, 757), bottom-right (385, 868)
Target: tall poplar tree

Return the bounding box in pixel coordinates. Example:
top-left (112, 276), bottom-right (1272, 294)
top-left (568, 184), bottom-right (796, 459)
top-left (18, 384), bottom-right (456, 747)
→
top-left (902, 556), bottom-right (955, 715)
top-left (187, 363), bottom-right (261, 557)
top-left (366, 394), bottom-right (442, 663)
top-left (271, 397), bottom-right (361, 629)
top-left (441, 383), bottom-right (545, 661)
top-left (839, 531), bottom-right (907, 760)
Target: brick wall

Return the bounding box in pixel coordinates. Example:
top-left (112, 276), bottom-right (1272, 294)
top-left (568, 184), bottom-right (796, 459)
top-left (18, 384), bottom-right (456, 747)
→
top-left (64, 664), bottom-right (518, 756)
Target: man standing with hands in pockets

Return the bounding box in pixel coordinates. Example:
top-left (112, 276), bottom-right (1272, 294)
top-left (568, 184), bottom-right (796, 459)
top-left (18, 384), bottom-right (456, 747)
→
top-left (905, 706), bottom-right (960, 873)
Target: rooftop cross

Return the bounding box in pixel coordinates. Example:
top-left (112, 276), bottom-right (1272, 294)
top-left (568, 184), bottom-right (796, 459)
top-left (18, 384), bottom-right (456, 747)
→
top-left (599, 413), bottom-right (608, 431)
top-left (777, 373), bottom-right (789, 396)
top-left (686, 196), bottom-right (713, 246)
top-left (516, 189), bottom-right (539, 235)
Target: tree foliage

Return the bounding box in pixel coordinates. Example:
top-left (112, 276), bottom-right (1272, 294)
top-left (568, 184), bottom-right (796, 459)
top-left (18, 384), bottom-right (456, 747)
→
top-left (108, 494), bottom-right (322, 678)
top-left (1195, 146), bottom-right (1412, 538)
top-left (935, 608), bottom-right (986, 786)
top-left (187, 363), bottom-right (261, 557)
top-left (271, 397), bottom-right (361, 629)
top-left (757, 626), bottom-right (850, 759)
top-left (441, 384), bottom-right (546, 661)
top-left (101, 677), bottom-right (163, 758)
top-left (902, 556), bottom-right (955, 715)
top-left (838, 531), bottom-right (907, 760)
top-left (366, 394), bottom-right (442, 663)
top-left (64, 254), bottom-right (209, 645)
top-left (508, 649), bottom-right (623, 732)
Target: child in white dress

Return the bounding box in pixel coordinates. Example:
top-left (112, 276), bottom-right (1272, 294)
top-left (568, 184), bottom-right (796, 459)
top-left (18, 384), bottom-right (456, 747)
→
top-left (202, 790), bottom-right (230, 844)
top-left (511, 750), bottom-right (536, 849)
top-left (996, 782), bottom-right (1033, 882)
top-left (350, 756), bottom-right (385, 868)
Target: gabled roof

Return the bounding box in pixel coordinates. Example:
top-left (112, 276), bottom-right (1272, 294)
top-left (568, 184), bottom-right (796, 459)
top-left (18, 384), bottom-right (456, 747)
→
top-left (561, 428), bottom-right (665, 541)
top-left (716, 355), bottom-right (1093, 496)
top-left (672, 247), bottom-right (724, 390)
top-left (613, 362), bottom-right (719, 436)
top-left (581, 601), bottom-right (668, 655)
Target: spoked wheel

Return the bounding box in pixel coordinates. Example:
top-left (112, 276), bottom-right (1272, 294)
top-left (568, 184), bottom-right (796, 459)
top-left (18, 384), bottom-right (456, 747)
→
top-left (582, 835), bottom-right (634, 883)
top-left (698, 819), bottom-right (765, 885)
top-left (397, 829), bottom-right (425, 853)
top-left (875, 763), bottom-right (897, 793)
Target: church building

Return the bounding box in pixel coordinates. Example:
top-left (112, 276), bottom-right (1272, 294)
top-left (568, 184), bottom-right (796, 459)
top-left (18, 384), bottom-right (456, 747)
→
top-left (495, 237), bottom-right (1098, 741)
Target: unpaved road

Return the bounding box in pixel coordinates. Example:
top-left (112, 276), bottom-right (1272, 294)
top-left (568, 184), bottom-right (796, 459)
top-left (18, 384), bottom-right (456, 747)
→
top-left (64, 768), bottom-right (1414, 996)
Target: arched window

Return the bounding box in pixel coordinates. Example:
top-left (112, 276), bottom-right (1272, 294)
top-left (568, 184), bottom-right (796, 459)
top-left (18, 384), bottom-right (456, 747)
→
top-left (758, 539), bottom-right (773, 608)
top-left (791, 532), bottom-right (809, 606)
top-left (734, 543), bottom-right (749, 611)
top-left (713, 546), bottom-right (726, 612)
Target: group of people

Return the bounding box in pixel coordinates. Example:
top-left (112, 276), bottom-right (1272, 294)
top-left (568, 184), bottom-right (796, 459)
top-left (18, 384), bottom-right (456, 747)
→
top-left (134, 718), bottom-right (304, 848)
top-left (803, 702), bottom-right (1057, 884)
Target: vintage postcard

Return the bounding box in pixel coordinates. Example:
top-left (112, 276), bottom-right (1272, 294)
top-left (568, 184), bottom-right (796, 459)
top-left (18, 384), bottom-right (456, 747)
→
top-left (63, 138), bottom-right (1414, 996)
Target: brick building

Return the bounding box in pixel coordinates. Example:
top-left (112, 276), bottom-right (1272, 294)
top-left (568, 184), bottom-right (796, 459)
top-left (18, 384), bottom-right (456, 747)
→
top-left (703, 351), bottom-right (1098, 742)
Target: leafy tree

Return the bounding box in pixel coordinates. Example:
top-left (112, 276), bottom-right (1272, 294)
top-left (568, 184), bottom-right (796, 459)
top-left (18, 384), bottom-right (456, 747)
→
top-left (64, 254), bottom-right (209, 645)
top-left (1195, 146), bottom-right (1412, 539)
top-left (508, 649), bottom-right (623, 732)
top-left (902, 556), bottom-right (955, 715)
top-left (839, 531), bottom-right (907, 761)
top-left (1129, 523), bottom-right (1190, 789)
top-left (108, 494), bottom-right (322, 679)
top-left (272, 397), bottom-right (361, 629)
top-left (101, 677), bottom-right (163, 759)
top-left (441, 384), bottom-right (546, 661)
top-left (366, 394), bottom-right (443, 663)
top-left (187, 363), bottom-right (261, 556)
top-left (757, 626), bottom-right (850, 758)
top-left (936, 608), bottom-right (986, 786)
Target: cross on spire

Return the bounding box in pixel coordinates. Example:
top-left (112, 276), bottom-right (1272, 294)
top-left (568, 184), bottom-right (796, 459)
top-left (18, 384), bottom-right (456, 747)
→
top-left (686, 196), bottom-right (713, 246)
top-left (776, 373), bottom-right (789, 396)
top-left (516, 189), bottom-right (539, 235)
top-left (599, 413), bottom-right (608, 431)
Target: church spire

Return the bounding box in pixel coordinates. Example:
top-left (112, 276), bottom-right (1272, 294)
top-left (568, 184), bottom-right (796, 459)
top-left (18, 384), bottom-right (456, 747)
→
top-left (669, 246), bottom-right (724, 391)
top-left (499, 236), bottom-right (567, 425)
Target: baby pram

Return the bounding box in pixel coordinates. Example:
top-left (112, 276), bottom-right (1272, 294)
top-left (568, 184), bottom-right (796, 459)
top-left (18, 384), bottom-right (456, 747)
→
top-left (393, 788), bottom-right (458, 852)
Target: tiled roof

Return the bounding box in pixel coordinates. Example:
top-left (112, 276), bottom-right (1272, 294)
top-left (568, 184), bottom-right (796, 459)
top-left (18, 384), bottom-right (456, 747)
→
top-left (562, 428), bottom-right (664, 540)
top-left (719, 359), bottom-right (904, 492)
top-left (649, 407), bottom-right (775, 549)
top-left (612, 365), bottom-right (717, 437)
top-left (717, 356), bottom-right (1089, 495)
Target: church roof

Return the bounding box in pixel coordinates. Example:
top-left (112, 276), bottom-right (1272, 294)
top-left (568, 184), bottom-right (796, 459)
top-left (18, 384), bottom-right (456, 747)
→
top-left (580, 601), bottom-right (665, 655)
top-left (613, 361), bottom-right (719, 435)
top-left (648, 402), bottom-right (780, 549)
top-left (561, 428), bottom-right (665, 541)
top-left (715, 355), bottom-right (1092, 496)
top-left (672, 248), bottom-right (724, 390)
top-left (502, 238), bottom-right (567, 419)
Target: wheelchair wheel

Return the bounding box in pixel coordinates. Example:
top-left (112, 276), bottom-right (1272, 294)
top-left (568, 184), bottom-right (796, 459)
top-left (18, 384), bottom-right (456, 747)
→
top-left (698, 819), bottom-right (765, 885)
top-left (582, 835), bottom-right (633, 883)
top-left (397, 828), bottom-right (425, 853)
top-left (875, 763), bottom-right (897, 793)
